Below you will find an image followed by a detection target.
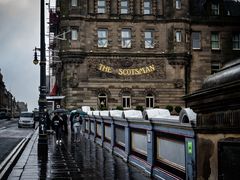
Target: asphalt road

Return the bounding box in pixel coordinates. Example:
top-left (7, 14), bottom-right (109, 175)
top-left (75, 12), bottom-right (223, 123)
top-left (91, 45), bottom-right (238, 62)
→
top-left (0, 118), bottom-right (35, 165)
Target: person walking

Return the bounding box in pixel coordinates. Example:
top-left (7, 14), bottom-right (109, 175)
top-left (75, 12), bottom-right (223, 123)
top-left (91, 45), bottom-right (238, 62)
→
top-left (72, 113), bottom-right (81, 142)
top-left (52, 112), bottom-right (64, 144)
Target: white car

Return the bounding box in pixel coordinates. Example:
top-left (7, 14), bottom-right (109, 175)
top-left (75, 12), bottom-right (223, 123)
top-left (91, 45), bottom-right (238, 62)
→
top-left (18, 112), bottom-right (35, 128)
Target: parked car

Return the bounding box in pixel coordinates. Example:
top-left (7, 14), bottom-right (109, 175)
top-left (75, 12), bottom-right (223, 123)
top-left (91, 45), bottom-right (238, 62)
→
top-left (0, 111), bottom-right (10, 120)
top-left (18, 112), bottom-right (35, 128)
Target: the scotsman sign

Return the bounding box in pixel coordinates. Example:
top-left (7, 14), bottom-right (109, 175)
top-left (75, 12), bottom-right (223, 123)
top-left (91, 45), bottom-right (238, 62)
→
top-left (98, 63), bottom-right (156, 76)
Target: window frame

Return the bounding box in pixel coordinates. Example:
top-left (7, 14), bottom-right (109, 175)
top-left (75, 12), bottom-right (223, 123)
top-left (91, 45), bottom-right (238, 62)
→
top-left (98, 93), bottom-right (107, 109)
top-left (121, 29), bottom-right (132, 48)
top-left (233, 32), bottom-right (240, 50)
top-left (211, 32), bottom-right (220, 50)
top-left (143, 0), bottom-right (152, 15)
top-left (176, 31), bottom-right (182, 43)
top-left (71, 0), bottom-right (78, 7)
top-left (97, 29), bottom-right (108, 48)
top-left (71, 29), bottom-right (78, 41)
top-left (192, 32), bottom-right (201, 50)
top-left (176, 0), bottom-right (181, 10)
top-left (211, 3), bottom-right (219, 16)
top-left (144, 30), bottom-right (154, 48)
top-left (97, 0), bottom-right (106, 14)
top-left (122, 95), bottom-right (131, 109)
top-left (120, 0), bottom-right (128, 14)
top-left (146, 94), bottom-right (154, 108)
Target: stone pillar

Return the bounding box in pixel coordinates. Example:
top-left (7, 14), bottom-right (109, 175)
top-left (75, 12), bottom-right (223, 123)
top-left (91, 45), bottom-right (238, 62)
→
top-left (110, 0), bottom-right (118, 15)
top-left (101, 120), bottom-right (105, 146)
top-left (111, 121), bottom-right (115, 150)
top-left (125, 123), bottom-right (130, 162)
top-left (88, 0), bottom-right (95, 14)
top-left (147, 130), bottom-right (155, 173)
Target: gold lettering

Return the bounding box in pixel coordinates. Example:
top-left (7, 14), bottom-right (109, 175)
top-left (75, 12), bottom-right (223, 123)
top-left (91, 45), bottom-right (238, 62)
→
top-left (98, 64), bottom-right (112, 73)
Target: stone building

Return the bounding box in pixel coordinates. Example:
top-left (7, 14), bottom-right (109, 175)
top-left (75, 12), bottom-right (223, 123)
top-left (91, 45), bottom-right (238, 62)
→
top-left (50, 0), bottom-right (240, 110)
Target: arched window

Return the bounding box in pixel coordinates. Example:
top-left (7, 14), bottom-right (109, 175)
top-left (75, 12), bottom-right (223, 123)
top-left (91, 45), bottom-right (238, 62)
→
top-left (98, 93), bottom-right (107, 109)
top-left (146, 93), bottom-right (154, 108)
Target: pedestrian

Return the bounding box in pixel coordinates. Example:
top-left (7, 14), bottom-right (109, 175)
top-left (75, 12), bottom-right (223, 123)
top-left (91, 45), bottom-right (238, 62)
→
top-left (72, 113), bottom-right (81, 142)
top-left (52, 112), bottom-right (64, 144)
top-left (61, 113), bottom-right (68, 134)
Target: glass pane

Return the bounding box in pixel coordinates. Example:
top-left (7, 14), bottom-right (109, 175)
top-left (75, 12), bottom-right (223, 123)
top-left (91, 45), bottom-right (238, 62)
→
top-left (122, 30), bottom-right (130, 38)
top-left (98, 30), bottom-right (107, 38)
top-left (98, 0), bottom-right (105, 6)
top-left (145, 31), bottom-right (152, 38)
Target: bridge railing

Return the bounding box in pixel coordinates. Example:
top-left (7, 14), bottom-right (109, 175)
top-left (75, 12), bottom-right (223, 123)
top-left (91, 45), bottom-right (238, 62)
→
top-left (81, 108), bottom-right (196, 180)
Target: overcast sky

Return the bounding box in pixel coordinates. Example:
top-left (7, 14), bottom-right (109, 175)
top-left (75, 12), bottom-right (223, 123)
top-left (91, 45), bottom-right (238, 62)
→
top-left (0, 0), bottom-right (41, 111)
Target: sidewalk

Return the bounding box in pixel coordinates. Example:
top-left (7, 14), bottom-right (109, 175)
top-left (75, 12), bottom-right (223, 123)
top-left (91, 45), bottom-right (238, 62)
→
top-left (7, 128), bottom-right (151, 180)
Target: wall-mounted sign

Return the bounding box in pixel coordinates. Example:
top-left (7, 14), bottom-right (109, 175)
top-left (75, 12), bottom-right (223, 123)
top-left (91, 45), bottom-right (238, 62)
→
top-left (98, 63), bottom-right (156, 76)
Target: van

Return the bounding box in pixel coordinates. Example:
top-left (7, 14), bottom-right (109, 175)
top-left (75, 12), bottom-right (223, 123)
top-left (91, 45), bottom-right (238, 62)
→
top-left (18, 112), bottom-right (35, 128)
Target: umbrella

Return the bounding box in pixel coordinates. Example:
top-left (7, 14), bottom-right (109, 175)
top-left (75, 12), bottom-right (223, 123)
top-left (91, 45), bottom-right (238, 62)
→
top-left (53, 108), bottom-right (67, 113)
top-left (70, 109), bottom-right (87, 116)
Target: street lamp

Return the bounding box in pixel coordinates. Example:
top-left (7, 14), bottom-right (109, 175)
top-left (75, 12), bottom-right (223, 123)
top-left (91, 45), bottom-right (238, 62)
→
top-left (33, 0), bottom-right (48, 159)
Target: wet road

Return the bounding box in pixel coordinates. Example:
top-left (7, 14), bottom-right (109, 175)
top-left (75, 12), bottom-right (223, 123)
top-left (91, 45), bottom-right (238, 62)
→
top-left (0, 118), bottom-right (34, 165)
top-left (9, 130), bottom-right (152, 180)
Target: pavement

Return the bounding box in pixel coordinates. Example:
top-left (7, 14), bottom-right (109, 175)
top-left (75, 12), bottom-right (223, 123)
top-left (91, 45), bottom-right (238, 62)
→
top-left (7, 128), bottom-right (151, 180)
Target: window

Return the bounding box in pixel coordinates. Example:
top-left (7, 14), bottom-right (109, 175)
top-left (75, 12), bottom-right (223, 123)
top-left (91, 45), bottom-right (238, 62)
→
top-left (98, 29), bottom-right (108, 47)
top-left (233, 32), bottom-right (240, 50)
top-left (211, 62), bottom-right (221, 74)
top-left (98, 0), bottom-right (106, 13)
top-left (120, 0), bottom-right (128, 14)
top-left (71, 0), bottom-right (77, 7)
top-left (211, 3), bottom-right (219, 15)
top-left (144, 0), bottom-right (152, 15)
top-left (176, 0), bottom-right (181, 9)
top-left (211, 32), bottom-right (220, 50)
top-left (71, 29), bottom-right (78, 40)
top-left (122, 95), bottom-right (131, 109)
top-left (98, 93), bottom-right (107, 109)
top-left (121, 29), bottom-right (131, 48)
top-left (146, 94), bottom-right (154, 108)
top-left (176, 31), bottom-right (182, 42)
top-left (145, 31), bottom-right (154, 48)
top-left (192, 32), bottom-right (201, 49)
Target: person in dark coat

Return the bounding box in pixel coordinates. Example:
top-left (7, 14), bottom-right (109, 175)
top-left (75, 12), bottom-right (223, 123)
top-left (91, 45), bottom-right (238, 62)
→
top-left (61, 113), bottom-right (68, 134)
top-left (52, 112), bottom-right (64, 144)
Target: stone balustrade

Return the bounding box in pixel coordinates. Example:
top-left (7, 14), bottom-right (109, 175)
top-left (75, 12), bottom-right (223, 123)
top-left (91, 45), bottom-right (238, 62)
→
top-left (81, 108), bottom-right (196, 180)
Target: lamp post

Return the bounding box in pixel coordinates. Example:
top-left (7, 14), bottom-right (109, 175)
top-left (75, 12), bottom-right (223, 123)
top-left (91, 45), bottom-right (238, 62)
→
top-left (33, 0), bottom-right (48, 158)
